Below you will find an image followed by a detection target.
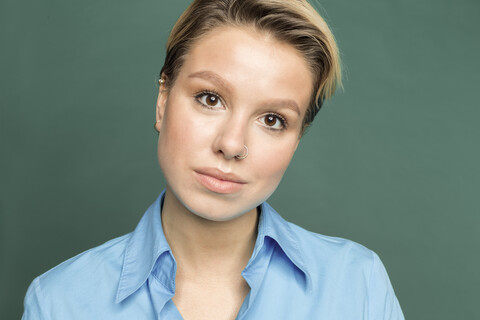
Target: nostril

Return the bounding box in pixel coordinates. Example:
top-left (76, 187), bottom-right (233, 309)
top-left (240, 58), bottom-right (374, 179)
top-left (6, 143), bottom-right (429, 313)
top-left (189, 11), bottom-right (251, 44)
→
top-left (212, 120), bottom-right (249, 160)
top-left (215, 143), bottom-right (247, 160)
top-left (234, 145), bottom-right (248, 160)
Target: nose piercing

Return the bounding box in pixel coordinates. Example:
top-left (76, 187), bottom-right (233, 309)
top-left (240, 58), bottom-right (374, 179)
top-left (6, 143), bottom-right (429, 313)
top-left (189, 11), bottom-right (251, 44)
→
top-left (235, 145), bottom-right (248, 160)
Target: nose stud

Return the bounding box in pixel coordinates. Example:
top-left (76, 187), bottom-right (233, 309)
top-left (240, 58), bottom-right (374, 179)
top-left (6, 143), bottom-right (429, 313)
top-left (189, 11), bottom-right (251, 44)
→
top-left (235, 145), bottom-right (248, 160)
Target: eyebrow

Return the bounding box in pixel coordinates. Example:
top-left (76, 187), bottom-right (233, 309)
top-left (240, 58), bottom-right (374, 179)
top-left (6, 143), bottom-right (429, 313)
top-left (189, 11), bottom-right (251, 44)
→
top-left (188, 70), bottom-right (301, 116)
top-left (188, 70), bottom-right (233, 95)
top-left (262, 98), bottom-right (301, 116)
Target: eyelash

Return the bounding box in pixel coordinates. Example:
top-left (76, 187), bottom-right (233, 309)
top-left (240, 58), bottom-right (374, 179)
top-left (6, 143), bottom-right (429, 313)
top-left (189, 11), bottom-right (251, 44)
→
top-left (194, 90), bottom-right (224, 110)
top-left (193, 90), bottom-right (288, 131)
top-left (263, 112), bottom-right (288, 131)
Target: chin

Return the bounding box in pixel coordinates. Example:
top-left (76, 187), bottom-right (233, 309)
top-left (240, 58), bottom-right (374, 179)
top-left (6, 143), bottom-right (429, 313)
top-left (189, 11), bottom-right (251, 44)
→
top-left (165, 175), bottom-right (279, 222)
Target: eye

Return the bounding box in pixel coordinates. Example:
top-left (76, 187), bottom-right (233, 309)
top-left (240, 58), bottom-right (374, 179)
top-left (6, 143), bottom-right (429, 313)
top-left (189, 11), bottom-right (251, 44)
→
top-left (195, 92), bottom-right (224, 109)
top-left (260, 113), bottom-right (287, 130)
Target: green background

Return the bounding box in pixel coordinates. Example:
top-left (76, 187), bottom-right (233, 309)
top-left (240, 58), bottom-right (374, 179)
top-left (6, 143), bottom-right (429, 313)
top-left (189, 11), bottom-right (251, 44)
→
top-left (1, 0), bottom-right (479, 318)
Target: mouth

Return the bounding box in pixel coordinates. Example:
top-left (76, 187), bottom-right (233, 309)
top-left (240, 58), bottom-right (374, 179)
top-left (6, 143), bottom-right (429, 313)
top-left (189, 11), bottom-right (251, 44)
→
top-left (194, 168), bottom-right (246, 194)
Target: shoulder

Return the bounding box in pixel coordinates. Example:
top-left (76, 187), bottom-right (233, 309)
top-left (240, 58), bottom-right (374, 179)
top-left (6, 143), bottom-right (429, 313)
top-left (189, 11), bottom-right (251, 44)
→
top-left (263, 217), bottom-right (405, 319)
top-left (23, 234), bottom-right (131, 317)
top-left (38, 233), bottom-right (130, 286)
top-left (287, 221), bottom-right (375, 265)
top-left (262, 202), bottom-right (377, 280)
top-left (284, 221), bottom-right (382, 289)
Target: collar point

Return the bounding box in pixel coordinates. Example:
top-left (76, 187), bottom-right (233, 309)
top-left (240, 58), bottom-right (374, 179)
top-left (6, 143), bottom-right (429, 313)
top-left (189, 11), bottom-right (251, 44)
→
top-left (115, 292), bottom-right (127, 304)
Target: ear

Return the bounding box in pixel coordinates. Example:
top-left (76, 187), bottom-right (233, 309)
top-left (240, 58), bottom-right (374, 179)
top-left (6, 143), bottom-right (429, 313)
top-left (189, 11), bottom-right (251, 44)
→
top-left (155, 79), bottom-right (168, 132)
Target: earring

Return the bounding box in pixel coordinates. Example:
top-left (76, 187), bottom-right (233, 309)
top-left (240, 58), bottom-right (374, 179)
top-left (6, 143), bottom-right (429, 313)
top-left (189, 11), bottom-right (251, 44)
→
top-left (159, 78), bottom-right (165, 85)
top-left (154, 120), bottom-right (161, 132)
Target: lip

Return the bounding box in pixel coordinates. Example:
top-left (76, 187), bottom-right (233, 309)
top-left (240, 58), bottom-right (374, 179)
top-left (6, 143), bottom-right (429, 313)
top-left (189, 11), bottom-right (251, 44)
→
top-left (194, 168), bottom-right (246, 194)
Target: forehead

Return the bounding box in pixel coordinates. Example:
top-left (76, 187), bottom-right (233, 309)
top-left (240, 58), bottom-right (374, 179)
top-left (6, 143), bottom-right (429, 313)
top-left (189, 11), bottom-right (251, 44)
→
top-left (178, 26), bottom-right (313, 114)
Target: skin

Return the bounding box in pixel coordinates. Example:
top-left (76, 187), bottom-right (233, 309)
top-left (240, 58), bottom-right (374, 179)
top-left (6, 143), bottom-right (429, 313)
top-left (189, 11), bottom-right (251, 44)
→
top-left (155, 26), bottom-right (313, 320)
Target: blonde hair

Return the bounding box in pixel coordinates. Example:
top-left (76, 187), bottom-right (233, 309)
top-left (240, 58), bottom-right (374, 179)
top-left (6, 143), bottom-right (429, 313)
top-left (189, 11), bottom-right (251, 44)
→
top-left (160, 0), bottom-right (341, 131)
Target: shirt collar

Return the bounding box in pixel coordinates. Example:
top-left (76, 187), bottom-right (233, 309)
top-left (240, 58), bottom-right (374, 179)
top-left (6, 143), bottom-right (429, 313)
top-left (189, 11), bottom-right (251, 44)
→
top-left (255, 201), bottom-right (312, 290)
top-left (116, 191), bottom-right (172, 303)
top-left (116, 191), bottom-right (311, 303)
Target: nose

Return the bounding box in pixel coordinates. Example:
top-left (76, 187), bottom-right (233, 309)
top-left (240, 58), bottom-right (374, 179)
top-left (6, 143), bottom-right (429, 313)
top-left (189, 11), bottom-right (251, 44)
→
top-left (212, 115), bottom-right (248, 160)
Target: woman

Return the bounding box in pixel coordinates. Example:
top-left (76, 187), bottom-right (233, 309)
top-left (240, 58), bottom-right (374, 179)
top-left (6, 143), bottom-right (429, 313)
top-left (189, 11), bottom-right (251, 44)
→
top-left (23, 0), bottom-right (404, 319)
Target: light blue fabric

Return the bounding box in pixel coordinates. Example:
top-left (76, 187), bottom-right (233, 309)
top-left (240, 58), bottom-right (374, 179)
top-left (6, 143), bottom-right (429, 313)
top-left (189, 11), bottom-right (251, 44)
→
top-left (23, 191), bottom-right (404, 319)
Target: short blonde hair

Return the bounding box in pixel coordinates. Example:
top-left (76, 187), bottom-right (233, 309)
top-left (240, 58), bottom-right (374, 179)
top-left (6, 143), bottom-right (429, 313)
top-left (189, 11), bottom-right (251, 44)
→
top-left (160, 0), bottom-right (341, 131)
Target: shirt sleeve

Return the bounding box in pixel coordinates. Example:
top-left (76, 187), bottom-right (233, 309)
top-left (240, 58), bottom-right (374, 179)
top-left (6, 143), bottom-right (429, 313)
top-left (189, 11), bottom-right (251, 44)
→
top-left (367, 252), bottom-right (405, 320)
top-left (22, 277), bottom-right (49, 320)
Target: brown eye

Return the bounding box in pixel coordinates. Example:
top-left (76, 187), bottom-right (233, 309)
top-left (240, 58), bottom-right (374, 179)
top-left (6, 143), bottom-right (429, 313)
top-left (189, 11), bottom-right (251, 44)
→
top-left (265, 115), bottom-right (277, 126)
top-left (197, 92), bottom-right (223, 109)
top-left (260, 113), bottom-right (286, 130)
top-left (206, 94), bottom-right (218, 106)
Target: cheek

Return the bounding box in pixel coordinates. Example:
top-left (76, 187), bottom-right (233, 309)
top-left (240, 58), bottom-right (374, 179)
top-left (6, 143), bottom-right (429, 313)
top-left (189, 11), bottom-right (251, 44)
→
top-left (159, 105), bottom-right (196, 146)
top-left (157, 101), bottom-right (213, 168)
top-left (251, 139), bottom-right (297, 183)
top-left (157, 105), bottom-right (190, 172)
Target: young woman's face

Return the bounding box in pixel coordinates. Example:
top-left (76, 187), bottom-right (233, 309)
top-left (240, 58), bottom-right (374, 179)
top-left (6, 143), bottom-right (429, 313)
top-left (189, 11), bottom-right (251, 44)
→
top-left (156, 26), bottom-right (313, 221)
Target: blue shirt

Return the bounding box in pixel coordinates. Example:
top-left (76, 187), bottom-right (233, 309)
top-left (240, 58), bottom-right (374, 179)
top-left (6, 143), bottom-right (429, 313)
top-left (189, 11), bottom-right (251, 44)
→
top-left (23, 191), bottom-right (404, 319)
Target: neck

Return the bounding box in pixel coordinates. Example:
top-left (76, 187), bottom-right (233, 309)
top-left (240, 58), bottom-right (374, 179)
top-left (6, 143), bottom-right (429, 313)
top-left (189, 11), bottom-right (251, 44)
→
top-left (161, 187), bottom-right (258, 276)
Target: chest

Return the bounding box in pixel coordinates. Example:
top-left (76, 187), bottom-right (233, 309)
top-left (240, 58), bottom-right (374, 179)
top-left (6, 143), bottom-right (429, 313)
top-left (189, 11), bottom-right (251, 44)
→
top-left (172, 275), bottom-right (250, 320)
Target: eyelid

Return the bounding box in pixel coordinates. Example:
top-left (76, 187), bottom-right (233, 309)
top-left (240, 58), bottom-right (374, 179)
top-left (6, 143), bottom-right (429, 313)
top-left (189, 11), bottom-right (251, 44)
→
top-left (194, 90), bottom-right (225, 109)
top-left (259, 112), bottom-right (288, 131)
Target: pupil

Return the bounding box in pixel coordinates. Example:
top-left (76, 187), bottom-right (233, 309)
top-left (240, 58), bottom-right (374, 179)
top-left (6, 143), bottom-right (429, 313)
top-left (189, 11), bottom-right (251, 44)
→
top-left (207, 95), bottom-right (217, 106)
